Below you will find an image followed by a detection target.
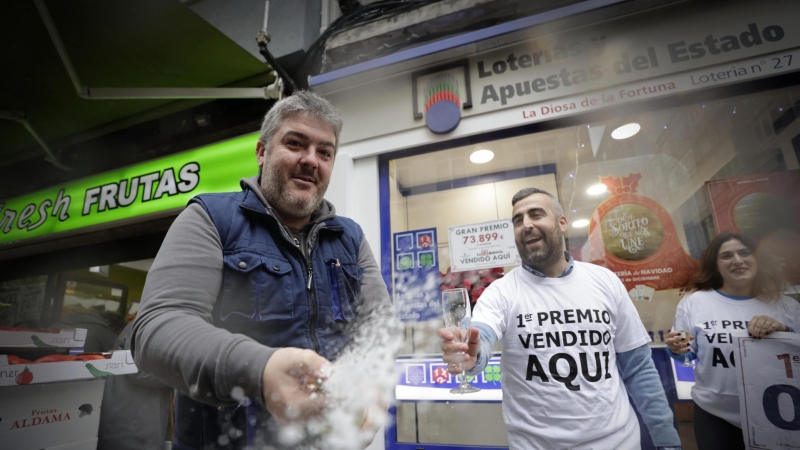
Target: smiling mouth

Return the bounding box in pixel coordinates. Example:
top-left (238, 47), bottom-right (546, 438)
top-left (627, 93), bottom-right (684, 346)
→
top-left (292, 175), bottom-right (316, 185)
top-left (524, 236), bottom-right (543, 245)
top-left (731, 267), bottom-right (748, 275)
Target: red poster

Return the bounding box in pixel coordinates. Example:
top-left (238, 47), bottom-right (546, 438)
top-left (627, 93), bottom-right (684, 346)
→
top-left (706, 170), bottom-right (800, 284)
top-left (588, 173), bottom-right (699, 291)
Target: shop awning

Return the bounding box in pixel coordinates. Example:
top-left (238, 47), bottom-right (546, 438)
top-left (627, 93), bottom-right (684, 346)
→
top-left (0, 0), bottom-right (273, 170)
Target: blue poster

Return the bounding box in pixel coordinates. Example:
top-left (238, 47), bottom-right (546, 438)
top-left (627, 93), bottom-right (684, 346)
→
top-left (393, 228), bottom-right (441, 322)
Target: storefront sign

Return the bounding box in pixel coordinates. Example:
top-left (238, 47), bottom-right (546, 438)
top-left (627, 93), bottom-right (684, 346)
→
top-left (335, 0), bottom-right (800, 157)
top-left (736, 332), bottom-right (800, 449)
top-left (447, 219), bottom-right (520, 272)
top-left (588, 173), bottom-right (699, 291)
top-left (0, 133), bottom-right (260, 246)
top-left (706, 171), bottom-right (800, 284)
top-left (393, 228), bottom-right (441, 322)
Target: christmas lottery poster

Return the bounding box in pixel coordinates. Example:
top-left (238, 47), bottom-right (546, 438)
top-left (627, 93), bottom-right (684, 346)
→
top-left (706, 170), bottom-right (800, 285)
top-left (588, 173), bottom-right (699, 292)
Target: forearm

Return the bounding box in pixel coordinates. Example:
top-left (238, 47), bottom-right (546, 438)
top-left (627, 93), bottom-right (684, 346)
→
top-left (131, 204), bottom-right (274, 406)
top-left (465, 322), bottom-right (498, 376)
top-left (617, 344), bottom-right (681, 448)
top-left (665, 346), bottom-right (696, 362)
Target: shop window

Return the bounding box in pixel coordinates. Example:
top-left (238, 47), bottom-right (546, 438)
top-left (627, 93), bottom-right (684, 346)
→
top-left (384, 84), bottom-right (800, 448)
top-left (0, 275), bottom-right (48, 328)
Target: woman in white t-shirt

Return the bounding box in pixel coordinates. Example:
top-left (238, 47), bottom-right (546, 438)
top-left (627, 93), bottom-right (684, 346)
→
top-left (666, 232), bottom-right (800, 450)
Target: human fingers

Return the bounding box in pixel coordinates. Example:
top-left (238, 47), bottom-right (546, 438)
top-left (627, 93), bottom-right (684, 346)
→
top-left (763, 317), bottom-right (786, 336)
top-left (446, 362), bottom-right (463, 375)
top-left (466, 328), bottom-right (481, 357)
top-left (749, 315), bottom-right (768, 338)
top-left (437, 328), bottom-right (456, 341)
top-left (442, 352), bottom-right (471, 364)
top-left (441, 340), bottom-right (469, 354)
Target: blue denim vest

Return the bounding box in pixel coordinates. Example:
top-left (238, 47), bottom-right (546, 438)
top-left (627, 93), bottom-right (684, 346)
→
top-left (173, 187), bottom-right (363, 449)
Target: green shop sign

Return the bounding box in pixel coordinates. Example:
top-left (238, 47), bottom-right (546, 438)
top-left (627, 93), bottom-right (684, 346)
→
top-left (0, 133), bottom-right (259, 246)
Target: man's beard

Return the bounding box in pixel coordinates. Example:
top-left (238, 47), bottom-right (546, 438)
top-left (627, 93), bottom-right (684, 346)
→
top-left (260, 161), bottom-right (327, 220)
top-left (516, 223), bottom-right (564, 271)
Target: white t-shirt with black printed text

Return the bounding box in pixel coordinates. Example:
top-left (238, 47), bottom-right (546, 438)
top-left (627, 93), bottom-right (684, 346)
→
top-left (675, 289), bottom-right (800, 427)
top-left (473, 261), bottom-right (651, 450)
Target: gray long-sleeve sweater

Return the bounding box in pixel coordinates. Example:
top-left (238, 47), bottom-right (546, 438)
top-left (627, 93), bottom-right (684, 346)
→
top-left (131, 176), bottom-right (394, 408)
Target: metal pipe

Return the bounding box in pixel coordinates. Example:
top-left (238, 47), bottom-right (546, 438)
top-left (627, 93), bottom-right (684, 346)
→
top-left (34, 0), bottom-right (270, 100)
top-left (85, 87), bottom-right (270, 100)
top-left (0, 111), bottom-right (71, 171)
top-left (33, 0), bottom-right (85, 96)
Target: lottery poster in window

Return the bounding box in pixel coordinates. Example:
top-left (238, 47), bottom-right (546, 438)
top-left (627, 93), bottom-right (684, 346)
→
top-left (393, 228), bottom-right (441, 322)
top-left (448, 219), bottom-right (520, 273)
top-left (706, 170), bottom-right (800, 285)
top-left (587, 173), bottom-right (699, 292)
top-left (735, 332), bottom-right (800, 449)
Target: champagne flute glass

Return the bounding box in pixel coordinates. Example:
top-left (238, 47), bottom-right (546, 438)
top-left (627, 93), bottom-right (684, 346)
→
top-left (672, 312), bottom-right (695, 368)
top-left (442, 288), bottom-right (481, 394)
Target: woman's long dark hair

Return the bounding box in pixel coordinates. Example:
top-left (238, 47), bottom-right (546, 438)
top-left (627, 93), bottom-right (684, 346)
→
top-left (692, 232), bottom-right (786, 301)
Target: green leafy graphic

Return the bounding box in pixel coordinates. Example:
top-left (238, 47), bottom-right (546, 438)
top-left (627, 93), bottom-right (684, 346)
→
top-left (484, 365), bottom-right (502, 383)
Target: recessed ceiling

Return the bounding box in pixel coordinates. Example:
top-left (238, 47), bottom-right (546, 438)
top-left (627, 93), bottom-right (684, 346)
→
top-left (0, 0), bottom-right (271, 170)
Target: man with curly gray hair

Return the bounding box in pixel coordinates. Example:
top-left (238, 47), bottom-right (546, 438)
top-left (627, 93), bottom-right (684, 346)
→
top-left (133, 91), bottom-right (397, 449)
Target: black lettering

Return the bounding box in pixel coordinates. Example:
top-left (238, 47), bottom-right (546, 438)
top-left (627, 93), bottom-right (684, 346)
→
top-left (545, 332), bottom-right (561, 347)
top-left (477, 61), bottom-right (492, 78)
top-left (668, 42), bottom-right (689, 63)
top-left (578, 330), bottom-right (588, 346)
top-left (589, 330), bottom-right (603, 345)
top-left (545, 74), bottom-right (560, 90)
top-left (533, 333), bottom-right (545, 349)
top-left (601, 311), bottom-right (611, 324)
top-left (603, 351), bottom-right (612, 379)
top-left (480, 85), bottom-right (499, 104)
top-left (531, 77), bottom-right (546, 92)
top-left (518, 54), bottom-right (532, 68)
top-left (492, 60), bottom-right (507, 74)
top-left (577, 309), bottom-right (593, 323)
top-left (518, 334), bottom-right (531, 349)
top-left (762, 25), bottom-right (785, 42)
top-left (712, 347), bottom-right (729, 368)
top-left (549, 353), bottom-right (580, 391)
top-left (563, 331), bottom-right (577, 346)
top-left (526, 355), bottom-right (549, 382)
top-left (551, 311), bottom-right (563, 324)
top-left (580, 352), bottom-right (603, 382)
top-left (537, 312), bottom-right (548, 326)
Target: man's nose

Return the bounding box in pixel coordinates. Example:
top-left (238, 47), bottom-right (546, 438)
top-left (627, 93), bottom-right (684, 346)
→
top-left (298, 146), bottom-right (320, 169)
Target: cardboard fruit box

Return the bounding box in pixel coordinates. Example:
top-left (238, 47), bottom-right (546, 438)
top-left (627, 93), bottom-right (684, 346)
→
top-left (0, 379), bottom-right (105, 450)
top-left (0, 350), bottom-right (138, 387)
top-left (0, 326), bottom-right (87, 348)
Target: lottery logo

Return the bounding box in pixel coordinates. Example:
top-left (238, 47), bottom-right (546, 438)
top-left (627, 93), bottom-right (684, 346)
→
top-left (406, 365), bottom-right (426, 385)
top-left (423, 73), bottom-right (461, 134)
top-left (432, 366), bottom-right (450, 384)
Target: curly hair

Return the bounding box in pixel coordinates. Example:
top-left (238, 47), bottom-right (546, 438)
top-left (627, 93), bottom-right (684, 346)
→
top-left (692, 232), bottom-right (786, 302)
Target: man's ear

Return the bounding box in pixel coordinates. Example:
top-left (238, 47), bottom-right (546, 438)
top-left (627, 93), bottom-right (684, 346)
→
top-left (256, 141), bottom-right (266, 166)
top-left (558, 215), bottom-right (568, 233)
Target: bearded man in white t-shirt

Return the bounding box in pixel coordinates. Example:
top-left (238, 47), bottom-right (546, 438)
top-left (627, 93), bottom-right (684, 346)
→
top-left (439, 188), bottom-right (682, 450)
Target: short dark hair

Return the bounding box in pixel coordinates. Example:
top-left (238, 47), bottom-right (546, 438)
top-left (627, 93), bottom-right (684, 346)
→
top-left (511, 188), bottom-right (564, 216)
top-left (692, 232), bottom-right (786, 302)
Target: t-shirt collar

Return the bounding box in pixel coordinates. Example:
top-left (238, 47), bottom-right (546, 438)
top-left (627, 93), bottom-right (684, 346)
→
top-left (521, 251), bottom-right (574, 278)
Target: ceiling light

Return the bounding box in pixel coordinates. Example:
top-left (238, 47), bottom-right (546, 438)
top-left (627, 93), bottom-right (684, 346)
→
top-left (586, 184), bottom-right (607, 195)
top-left (611, 123), bottom-right (640, 140)
top-left (572, 219), bottom-right (590, 228)
top-left (470, 149), bottom-right (494, 164)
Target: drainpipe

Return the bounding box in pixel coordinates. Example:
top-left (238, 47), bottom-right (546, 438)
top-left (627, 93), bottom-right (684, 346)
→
top-left (255, 0), bottom-right (299, 97)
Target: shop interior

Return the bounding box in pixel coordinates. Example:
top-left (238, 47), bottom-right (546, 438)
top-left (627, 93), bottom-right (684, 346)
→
top-left (387, 85), bottom-right (800, 447)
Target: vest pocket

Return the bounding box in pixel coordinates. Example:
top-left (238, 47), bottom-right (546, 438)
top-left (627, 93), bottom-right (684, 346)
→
top-left (326, 259), bottom-right (363, 322)
top-left (220, 252), bottom-right (294, 321)
top-left (259, 255), bottom-right (294, 321)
